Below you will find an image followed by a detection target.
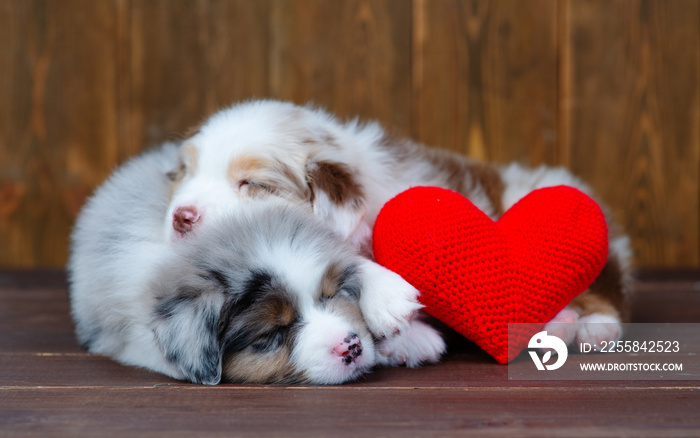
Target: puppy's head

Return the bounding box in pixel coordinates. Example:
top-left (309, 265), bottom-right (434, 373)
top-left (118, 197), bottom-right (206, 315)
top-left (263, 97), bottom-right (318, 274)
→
top-left (216, 261), bottom-right (374, 384)
top-left (164, 100), bottom-right (371, 251)
top-left (151, 203), bottom-right (378, 385)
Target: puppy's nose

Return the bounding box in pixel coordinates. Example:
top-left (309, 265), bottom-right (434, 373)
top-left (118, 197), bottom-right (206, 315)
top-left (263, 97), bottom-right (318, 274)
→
top-left (173, 206), bottom-right (200, 236)
top-left (333, 333), bottom-right (363, 365)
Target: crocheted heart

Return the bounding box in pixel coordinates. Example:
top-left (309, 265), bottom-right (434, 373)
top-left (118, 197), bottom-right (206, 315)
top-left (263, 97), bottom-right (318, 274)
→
top-left (373, 186), bottom-right (608, 363)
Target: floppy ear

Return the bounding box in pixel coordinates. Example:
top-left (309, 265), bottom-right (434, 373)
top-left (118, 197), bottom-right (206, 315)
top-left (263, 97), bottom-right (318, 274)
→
top-left (151, 274), bottom-right (225, 385)
top-left (306, 159), bottom-right (371, 251)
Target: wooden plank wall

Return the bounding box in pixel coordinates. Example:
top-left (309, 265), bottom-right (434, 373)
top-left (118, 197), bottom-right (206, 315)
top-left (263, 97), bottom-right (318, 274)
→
top-left (0, 0), bottom-right (698, 268)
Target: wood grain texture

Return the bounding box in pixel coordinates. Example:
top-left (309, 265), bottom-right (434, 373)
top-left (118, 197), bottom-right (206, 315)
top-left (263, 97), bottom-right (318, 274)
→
top-left (412, 0), bottom-right (559, 165)
top-left (1, 269), bottom-right (699, 437)
top-left (269, 0), bottom-right (412, 135)
top-left (0, 0), bottom-right (120, 267)
top-left (2, 387), bottom-right (699, 438)
top-left (127, 0), bottom-right (271, 156)
top-left (562, 0), bottom-right (700, 268)
top-left (0, 0), bottom-right (698, 268)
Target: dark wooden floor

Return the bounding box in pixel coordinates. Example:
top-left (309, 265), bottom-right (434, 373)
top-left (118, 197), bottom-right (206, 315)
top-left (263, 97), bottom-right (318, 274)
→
top-left (1, 270), bottom-right (699, 437)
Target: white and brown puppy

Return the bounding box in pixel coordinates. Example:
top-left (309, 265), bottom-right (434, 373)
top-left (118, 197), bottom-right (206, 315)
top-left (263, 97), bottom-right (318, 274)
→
top-left (166, 100), bottom-right (633, 348)
top-left (69, 143), bottom-right (441, 384)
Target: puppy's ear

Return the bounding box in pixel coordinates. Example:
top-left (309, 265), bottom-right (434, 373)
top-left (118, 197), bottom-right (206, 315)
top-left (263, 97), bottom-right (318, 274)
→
top-left (306, 160), bottom-right (371, 251)
top-left (152, 274), bottom-right (225, 385)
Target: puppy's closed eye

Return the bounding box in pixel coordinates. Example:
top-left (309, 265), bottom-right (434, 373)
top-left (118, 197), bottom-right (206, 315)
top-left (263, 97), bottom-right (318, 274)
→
top-left (166, 161), bottom-right (186, 183)
top-left (219, 272), bottom-right (298, 356)
top-left (167, 142), bottom-right (198, 183)
top-left (239, 180), bottom-right (275, 197)
top-left (218, 291), bottom-right (300, 384)
top-left (251, 330), bottom-right (285, 353)
top-left (321, 262), bottom-right (361, 301)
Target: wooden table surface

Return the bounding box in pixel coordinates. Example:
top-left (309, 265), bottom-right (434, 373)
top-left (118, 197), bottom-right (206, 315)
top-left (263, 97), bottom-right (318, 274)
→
top-left (1, 269), bottom-right (699, 437)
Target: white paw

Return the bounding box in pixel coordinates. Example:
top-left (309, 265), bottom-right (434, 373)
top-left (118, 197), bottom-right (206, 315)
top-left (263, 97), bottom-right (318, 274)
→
top-left (575, 314), bottom-right (622, 349)
top-left (358, 260), bottom-right (423, 338)
top-left (376, 318), bottom-right (446, 368)
top-left (542, 307), bottom-right (580, 347)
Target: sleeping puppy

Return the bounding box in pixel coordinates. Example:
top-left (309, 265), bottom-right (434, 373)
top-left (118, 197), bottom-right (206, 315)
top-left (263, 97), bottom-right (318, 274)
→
top-left (69, 143), bottom-right (441, 384)
top-left (141, 203), bottom-right (436, 385)
top-left (165, 99), bottom-right (633, 349)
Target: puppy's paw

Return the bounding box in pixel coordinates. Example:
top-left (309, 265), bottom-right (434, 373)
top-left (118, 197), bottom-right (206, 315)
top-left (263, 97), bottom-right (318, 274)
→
top-left (575, 313), bottom-right (622, 349)
top-left (542, 307), bottom-right (580, 347)
top-left (358, 260), bottom-right (423, 338)
top-left (376, 318), bottom-right (445, 368)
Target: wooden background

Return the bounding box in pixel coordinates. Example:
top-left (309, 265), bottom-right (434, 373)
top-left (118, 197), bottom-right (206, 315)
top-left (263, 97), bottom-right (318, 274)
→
top-left (0, 0), bottom-right (698, 269)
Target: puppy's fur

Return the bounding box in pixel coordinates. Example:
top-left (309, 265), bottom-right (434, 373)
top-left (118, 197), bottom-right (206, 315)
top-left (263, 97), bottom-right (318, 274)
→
top-left (69, 143), bottom-right (439, 384)
top-left (164, 100), bottom-right (632, 348)
top-left (149, 204), bottom-right (406, 384)
top-left (69, 100), bottom-right (632, 384)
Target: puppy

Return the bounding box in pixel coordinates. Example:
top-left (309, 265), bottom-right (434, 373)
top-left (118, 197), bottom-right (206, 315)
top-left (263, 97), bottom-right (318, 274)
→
top-left (69, 143), bottom-right (442, 384)
top-left (164, 100), bottom-right (633, 348)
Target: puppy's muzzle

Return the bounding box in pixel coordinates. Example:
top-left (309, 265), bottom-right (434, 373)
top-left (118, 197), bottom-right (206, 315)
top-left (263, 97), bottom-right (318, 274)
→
top-left (173, 206), bottom-right (200, 236)
top-left (333, 333), bottom-right (363, 365)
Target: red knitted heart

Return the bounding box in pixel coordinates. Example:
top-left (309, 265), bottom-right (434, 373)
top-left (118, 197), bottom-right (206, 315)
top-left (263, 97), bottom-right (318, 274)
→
top-left (373, 186), bottom-right (608, 363)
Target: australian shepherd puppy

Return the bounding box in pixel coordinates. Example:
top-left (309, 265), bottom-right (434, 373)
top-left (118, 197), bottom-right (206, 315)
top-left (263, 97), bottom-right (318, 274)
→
top-left (69, 143), bottom-right (442, 384)
top-left (164, 100), bottom-right (632, 342)
top-left (69, 99), bottom-right (632, 384)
